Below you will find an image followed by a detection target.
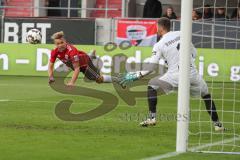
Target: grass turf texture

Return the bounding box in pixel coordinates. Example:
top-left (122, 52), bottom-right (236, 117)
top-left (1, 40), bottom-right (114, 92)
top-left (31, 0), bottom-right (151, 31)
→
top-left (0, 76), bottom-right (239, 160)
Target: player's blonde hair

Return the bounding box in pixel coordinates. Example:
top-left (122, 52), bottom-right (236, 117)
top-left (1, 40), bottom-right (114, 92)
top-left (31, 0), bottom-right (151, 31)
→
top-left (51, 31), bottom-right (65, 40)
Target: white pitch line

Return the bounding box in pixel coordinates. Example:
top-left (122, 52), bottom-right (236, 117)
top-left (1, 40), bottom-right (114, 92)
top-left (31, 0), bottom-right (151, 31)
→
top-left (189, 137), bottom-right (240, 152)
top-left (0, 99), bottom-right (57, 104)
top-left (0, 99), bottom-right (126, 107)
top-left (0, 84), bottom-right (45, 87)
top-left (0, 99), bottom-right (175, 109)
top-left (143, 137), bottom-right (240, 160)
top-left (0, 99), bottom-right (9, 102)
top-left (16, 59), bottom-right (30, 64)
top-left (142, 151), bottom-right (180, 160)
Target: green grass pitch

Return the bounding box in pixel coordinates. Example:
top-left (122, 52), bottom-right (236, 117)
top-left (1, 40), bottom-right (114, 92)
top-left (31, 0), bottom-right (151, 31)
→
top-left (0, 76), bottom-right (239, 160)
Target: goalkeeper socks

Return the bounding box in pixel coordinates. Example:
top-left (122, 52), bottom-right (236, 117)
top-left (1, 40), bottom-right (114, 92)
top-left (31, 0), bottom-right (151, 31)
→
top-left (149, 112), bottom-right (156, 119)
top-left (214, 121), bottom-right (223, 127)
top-left (148, 86), bottom-right (157, 119)
top-left (102, 75), bottom-right (112, 83)
top-left (202, 94), bottom-right (219, 122)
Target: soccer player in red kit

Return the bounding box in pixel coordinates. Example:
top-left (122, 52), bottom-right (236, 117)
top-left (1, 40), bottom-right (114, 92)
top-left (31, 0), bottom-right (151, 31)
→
top-left (48, 31), bottom-right (112, 86)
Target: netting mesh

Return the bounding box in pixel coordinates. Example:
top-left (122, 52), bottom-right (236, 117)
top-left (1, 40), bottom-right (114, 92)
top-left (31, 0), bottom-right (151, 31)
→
top-left (188, 0), bottom-right (240, 154)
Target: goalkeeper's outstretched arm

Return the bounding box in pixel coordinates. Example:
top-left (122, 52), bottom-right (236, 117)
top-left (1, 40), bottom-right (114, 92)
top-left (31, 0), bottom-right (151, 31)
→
top-left (119, 50), bottom-right (161, 87)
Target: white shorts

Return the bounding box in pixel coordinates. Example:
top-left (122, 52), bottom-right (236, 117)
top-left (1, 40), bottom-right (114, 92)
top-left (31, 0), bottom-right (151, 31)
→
top-left (151, 71), bottom-right (209, 97)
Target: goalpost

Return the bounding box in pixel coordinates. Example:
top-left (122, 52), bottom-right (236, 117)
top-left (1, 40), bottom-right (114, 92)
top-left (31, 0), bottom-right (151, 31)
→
top-left (177, 0), bottom-right (240, 154)
top-left (176, 0), bottom-right (193, 153)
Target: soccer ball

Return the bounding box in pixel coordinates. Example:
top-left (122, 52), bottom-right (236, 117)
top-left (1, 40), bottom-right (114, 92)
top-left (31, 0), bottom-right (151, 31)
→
top-left (26, 29), bottom-right (42, 44)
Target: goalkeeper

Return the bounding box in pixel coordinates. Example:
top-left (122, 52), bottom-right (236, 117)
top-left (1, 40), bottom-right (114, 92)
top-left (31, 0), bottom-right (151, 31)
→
top-left (119, 17), bottom-right (225, 131)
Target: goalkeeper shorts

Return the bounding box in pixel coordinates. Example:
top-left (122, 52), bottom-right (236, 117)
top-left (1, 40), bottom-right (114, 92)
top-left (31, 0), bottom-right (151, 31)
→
top-left (149, 72), bottom-right (209, 97)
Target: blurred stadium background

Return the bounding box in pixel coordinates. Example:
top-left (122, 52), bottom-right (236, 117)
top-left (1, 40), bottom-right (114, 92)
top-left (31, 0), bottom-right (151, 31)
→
top-left (0, 0), bottom-right (240, 160)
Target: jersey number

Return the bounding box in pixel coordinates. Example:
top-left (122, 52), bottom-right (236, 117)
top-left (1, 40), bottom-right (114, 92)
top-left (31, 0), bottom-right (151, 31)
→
top-left (177, 43), bottom-right (180, 70)
top-left (176, 43), bottom-right (193, 69)
top-left (176, 43), bottom-right (180, 51)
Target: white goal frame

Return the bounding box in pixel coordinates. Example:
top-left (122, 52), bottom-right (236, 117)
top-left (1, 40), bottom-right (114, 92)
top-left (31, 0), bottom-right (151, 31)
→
top-left (176, 0), bottom-right (240, 155)
top-left (176, 0), bottom-right (193, 153)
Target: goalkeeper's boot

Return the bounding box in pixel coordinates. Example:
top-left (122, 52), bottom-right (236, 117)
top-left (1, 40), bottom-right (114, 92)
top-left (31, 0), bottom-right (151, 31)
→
top-left (140, 118), bottom-right (156, 127)
top-left (214, 121), bottom-right (226, 131)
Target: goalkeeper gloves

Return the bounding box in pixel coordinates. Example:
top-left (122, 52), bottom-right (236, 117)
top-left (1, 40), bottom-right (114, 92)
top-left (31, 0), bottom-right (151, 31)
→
top-left (119, 72), bottom-right (139, 88)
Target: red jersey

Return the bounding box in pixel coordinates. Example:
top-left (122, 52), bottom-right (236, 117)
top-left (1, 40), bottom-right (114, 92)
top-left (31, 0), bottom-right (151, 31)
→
top-left (50, 44), bottom-right (90, 69)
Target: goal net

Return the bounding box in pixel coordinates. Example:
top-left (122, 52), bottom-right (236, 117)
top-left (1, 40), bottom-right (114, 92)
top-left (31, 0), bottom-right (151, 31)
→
top-left (178, 0), bottom-right (240, 154)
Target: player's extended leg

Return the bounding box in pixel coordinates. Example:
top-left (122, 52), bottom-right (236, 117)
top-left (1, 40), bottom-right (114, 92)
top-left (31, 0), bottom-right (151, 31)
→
top-left (86, 51), bottom-right (116, 83)
top-left (140, 76), bottom-right (173, 127)
top-left (83, 55), bottom-right (114, 83)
